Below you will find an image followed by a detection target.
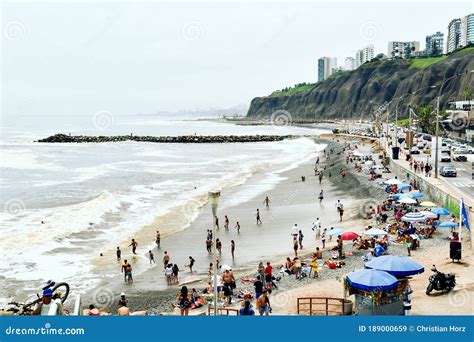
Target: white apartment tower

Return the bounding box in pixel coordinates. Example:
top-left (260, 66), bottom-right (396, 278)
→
top-left (387, 41), bottom-right (420, 58)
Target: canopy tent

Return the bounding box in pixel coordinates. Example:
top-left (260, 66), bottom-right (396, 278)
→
top-left (401, 212), bottom-right (427, 222)
top-left (346, 269), bottom-right (399, 291)
top-left (431, 207), bottom-right (450, 216)
top-left (365, 255), bottom-right (424, 277)
top-left (363, 228), bottom-right (388, 236)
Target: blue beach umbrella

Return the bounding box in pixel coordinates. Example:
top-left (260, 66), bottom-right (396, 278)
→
top-left (431, 207), bottom-right (450, 216)
top-left (365, 255), bottom-right (424, 277)
top-left (438, 221), bottom-right (457, 228)
top-left (392, 193), bottom-right (404, 200)
top-left (398, 183), bottom-right (411, 191)
top-left (327, 228), bottom-right (344, 236)
top-left (346, 269), bottom-right (399, 291)
top-left (409, 192), bottom-right (424, 199)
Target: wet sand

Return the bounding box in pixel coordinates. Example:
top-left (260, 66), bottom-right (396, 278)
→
top-left (83, 137), bottom-right (387, 312)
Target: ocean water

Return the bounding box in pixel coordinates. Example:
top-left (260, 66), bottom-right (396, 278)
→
top-left (0, 114), bottom-right (327, 302)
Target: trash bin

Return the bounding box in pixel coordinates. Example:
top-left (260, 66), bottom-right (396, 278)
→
top-left (392, 147), bottom-right (400, 160)
top-left (450, 241), bottom-right (461, 262)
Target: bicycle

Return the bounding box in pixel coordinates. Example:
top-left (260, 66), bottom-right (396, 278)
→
top-left (8, 280), bottom-right (70, 315)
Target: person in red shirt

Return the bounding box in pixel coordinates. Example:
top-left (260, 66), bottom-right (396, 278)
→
top-left (264, 262), bottom-right (273, 291)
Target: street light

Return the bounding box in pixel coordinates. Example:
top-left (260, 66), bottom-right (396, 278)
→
top-left (434, 70), bottom-right (474, 178)
top-left (391, 85), bottom-right (437, 148)
top-left (208, 190), bottom-right (220, 315)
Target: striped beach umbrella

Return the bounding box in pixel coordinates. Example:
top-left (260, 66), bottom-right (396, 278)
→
top-left (401, 212), bottom-right (427, 222)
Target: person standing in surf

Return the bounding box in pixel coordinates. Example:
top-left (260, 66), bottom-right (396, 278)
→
top-left (155, 231), bottom-right (161, 249)
top-left (318, 190), bottom-right (324, 203)
top-left (128, 239), bottom-right (138, 255)
top-left (263, 196), bottom-right (270, 209)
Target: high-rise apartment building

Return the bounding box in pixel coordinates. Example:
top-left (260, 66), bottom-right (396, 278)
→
top-left (425, 32), bottom-right (444, 56)
top-left (317, 57), bottom-right (337, 82)
top-left (387, 41), bottom-right (420, 58)
top-left (447, 18), bottom-right (462, 52)
top-left (461, 13), bottom-right (474, 47)
top-left (344, 57), bottom-right (355, 71)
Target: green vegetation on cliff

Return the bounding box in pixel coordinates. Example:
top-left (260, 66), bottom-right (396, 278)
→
top-left (270, 83), bottom-right (316, 97)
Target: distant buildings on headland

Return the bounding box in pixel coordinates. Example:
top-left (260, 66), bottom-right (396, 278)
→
top-left (316, 12), bottom-right (474, 81)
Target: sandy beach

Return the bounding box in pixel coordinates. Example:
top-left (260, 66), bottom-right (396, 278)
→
top-left (81, 136), bottom-right (383, 313)
top-left (76, 135), bottom-right (473, 316)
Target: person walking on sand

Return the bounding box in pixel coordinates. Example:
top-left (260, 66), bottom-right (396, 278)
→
top-left (214, 216), bottom-right (220, 229)
top-left (234, 221), bottom-right (241, 233)
top-left (318, 190), bottom-right (324, 203)
top-left (172, 263), bottom-right (180, 283)
top-left (206, 238), bottom-right (212, 253)
top-left (186, 256), bottom-right (195, 274)
top-left (116, 246), bottom-right (121, 261)
top-left (163, 251), bottom-right (170, 269)
top-left (312, 218), bottom-right (321, 239)
top-left (256, 209), bottom-right (262, 224)
top-left (264, 262), bottom-right (273, 292)
top-left (257, 290), bottom-right (271, 316)
top-left (293, 237), bottom-right (299, 256)
top-left (224, 215), bottom-right (229, 229)
top-left (128, 239), bottom-right (138, 255)
top-left (165, 264), bottom-right (173, 285)
top-left (148, 250), bottom-right (155, 264)
top-left (178, 286), bottom-right (191, 316)
top-left (155, 231), bottom-right (161, 249)
top-left (298, 230), bottom-right (304, 249)
top-left (216, 238), bottom-right (222, 254)
top-left (263, 196), bottom-right (270, 209)
top-left (291, 223), bottom-right (299, 238)
top-left (231, 240), bottom-right (235, 259)
top-left (321, 229), bottom-right (327, 249)
top-left (318, 171), bottom-right (323, 184)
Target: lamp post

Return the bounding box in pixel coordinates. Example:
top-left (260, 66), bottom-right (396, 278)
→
top-left (434, 70), bottom-right (474, 178)
top-left (392, 85), bottom-right (437, 148)
top-left (208, 191), bottom-right (220, 315)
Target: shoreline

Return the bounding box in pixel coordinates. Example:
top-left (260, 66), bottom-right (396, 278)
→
top-left (80, 137), bottom-right (387, 314)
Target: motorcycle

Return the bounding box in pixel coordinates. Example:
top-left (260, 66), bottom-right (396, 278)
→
top-left (426, 265), bottom-right (456, 295)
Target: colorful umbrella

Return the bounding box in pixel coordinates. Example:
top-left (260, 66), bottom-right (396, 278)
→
top-left (419, 211), bottom-right (437, 219)
top-left (385, 178), bottom-right (402, 185)
top-left (438, 221), bottom-right (457, 228)
top-left (398, 197), bottom-right (417, 204)
top-left (341, 232), bottom-right (359, 241)
top-left (431, 207), bottom-right (450, 216)
top-left (327, 228), bottom-right (344, 236)
top-left (365, 255), bottom-right (424, 277)
top-left (420, 201), bottom-right (436, 207)
top-left (402, 212), bottom-right (427, 222)
top-left (363, 228), bottom-right (387, 236)
top-left (409, 192), bottom-right (424, 199)
top-left (346, 269), bottom-right (399, 291)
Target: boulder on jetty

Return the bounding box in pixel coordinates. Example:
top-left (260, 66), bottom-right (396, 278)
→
top-left (37, 133), bottom-right (298, 144)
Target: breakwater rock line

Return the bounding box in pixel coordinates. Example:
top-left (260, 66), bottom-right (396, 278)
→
top-left (37, 133), bottom-right (304, 144)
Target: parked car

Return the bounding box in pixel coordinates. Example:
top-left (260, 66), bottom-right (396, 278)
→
top-left (440, 166), bottom-right (457, 177)
top-left (453, 154), bottom-right (467, 162)
top-left (423, 134), bottom-right (432, 141)
top-left (453, 148), bottom-right (469, 155)
top-left (410, 146), bottom-right (420, 154)
top-left (441, 146), bottom-right (451, 154)
top-left (440, 153), bottom-right (451, 162)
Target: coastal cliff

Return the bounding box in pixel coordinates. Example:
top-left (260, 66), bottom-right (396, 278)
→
top-left (246, 48), bottom-right (474, 121)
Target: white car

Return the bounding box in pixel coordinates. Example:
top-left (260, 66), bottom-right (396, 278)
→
top-left (440, 153), bottom-right (451, 162)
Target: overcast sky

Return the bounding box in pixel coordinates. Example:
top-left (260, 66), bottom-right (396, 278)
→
top-left (1, 1), bottom-right (473, 117)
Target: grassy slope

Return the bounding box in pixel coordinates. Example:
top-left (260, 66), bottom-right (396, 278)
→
top-left (270, 83), bottom-right (316, 97)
